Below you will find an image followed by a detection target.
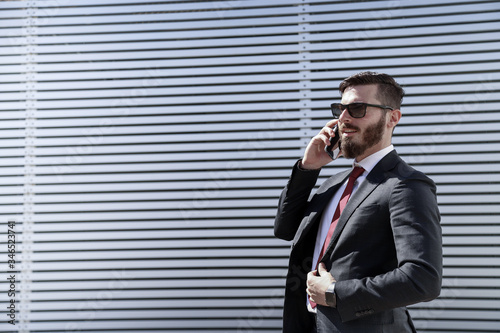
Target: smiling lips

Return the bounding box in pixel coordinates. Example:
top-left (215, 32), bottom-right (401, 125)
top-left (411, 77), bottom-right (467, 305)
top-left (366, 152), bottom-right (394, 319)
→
top-left (340, 125), bottom-right (359, 137)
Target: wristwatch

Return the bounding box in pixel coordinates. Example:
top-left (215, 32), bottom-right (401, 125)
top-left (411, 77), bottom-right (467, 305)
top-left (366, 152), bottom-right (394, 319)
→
top-left (325, 282), bottom-right (337, 308)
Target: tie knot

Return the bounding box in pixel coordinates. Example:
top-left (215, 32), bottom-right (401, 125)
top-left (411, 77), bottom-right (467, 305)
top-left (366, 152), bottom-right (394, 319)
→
top-left (350, 166), bottom-right (365, 180)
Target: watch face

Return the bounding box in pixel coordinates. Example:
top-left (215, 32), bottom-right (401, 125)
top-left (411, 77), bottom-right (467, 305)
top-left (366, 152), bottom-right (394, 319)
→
top-left (325, 284), bottom-right (336, 307)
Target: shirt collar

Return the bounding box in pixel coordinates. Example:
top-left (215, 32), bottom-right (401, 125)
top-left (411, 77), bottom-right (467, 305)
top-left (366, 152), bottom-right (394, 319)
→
top-left (354, 145), bottom-right (394, 174)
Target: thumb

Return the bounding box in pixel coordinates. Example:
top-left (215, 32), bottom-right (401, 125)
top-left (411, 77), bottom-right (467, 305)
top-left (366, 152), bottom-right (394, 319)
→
top-left (317, 262), bottom-right (327, 275)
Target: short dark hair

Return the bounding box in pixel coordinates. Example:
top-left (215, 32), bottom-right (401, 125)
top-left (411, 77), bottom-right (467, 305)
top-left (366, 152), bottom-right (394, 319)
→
top-left (339, 71), bottom-right (405, 109)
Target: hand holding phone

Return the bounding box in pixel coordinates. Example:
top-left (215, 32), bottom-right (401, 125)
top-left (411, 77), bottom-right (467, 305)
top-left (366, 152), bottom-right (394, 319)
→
top-left (324, 125), bottom-right (341, 160)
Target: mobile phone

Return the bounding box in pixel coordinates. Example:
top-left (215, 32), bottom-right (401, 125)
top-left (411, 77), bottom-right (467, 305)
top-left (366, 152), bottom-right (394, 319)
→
top-left (324, 125), bottom-right (340, 160)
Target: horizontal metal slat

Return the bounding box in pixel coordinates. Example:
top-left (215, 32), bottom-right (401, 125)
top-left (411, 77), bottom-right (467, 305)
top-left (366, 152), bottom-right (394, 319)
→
top-left (439, 194), bottom-right (500, 204)
top-left (394, 133), bottom-right (500, 147)
top-left (440, 205), bottom-right (500, 214)
top-left (35, 81), bottom-right (302, 99)
top-left (37, 24), bottom-right (300, 41)
top-left (20, 318), bottom-right (281, 331)
top-left (23, 286), bottom-right (285, 300)
top-left (309, 11), bottom-right (499, 35)
top-left (31, 189), bottom-right (282, 203)
top-left (33, 132), bottom-right (300, 148)
top-left (18, 297), bottom-right (279, 313)
top-left (312, 78), bottom-right (500, 98)
top-left (308, 75), bottom-right (500, 96)
top-left (33, 161), bottom-right (295, 176)
top-left (24, 308), bottom-right (283, 321)
top-left (30, 199), bottom-right (276, 213)
top-left (440, 215), bottom-right (500, 225)
top-left (0, 8), bottom-right (26, 19)
top-left (411, 319), bottom-right (500, 331)
top-left (309, 65), bottom-right (500, 88)
top-left (35, 31), bottom-right (301, 47)
top-left (24, 238), bottom-right (283, 253)
top-left (307, 0), bottom-right (486, 15)
top-left (308, 52), bottom-right (495, 76)
top-left (421, 298), bottom-right (500, 310)
top-left (17, 218), bottom-right (275, 232)
top-left (35, 41), bottom-right (299, 59)
top-left (24, 248), bottom-right (288, 262)
top-left (444, 247), bottom-right (500, 257)
top-left (399, 163), bottom-right (497, 176)
top-left (19, 258), bottom-right (288, 272)
top-left (443, 236), bottom-right (499, 245)
top-left (31, 179), bottom-right (287, 193)
top-left (35, 73), bottom-right (301, 91)
top-left (35, 59), bottom-right (300, 76)
top-left (24, 228), bottom-right (273, 242)
top-left (35, 103), bottom-right (301, 118)
top-left (444, 257), bottom-right (500, 267)
top-left (29, 209), bottom-right (279, 222)
top-left (411, 309), bottom-right (500, 321)
top-left (34, 1), bottom-right (298, 19)
top-left (442, 225), bottom-right (500, 235)
top-left (36, 14), bottom-right (298, 36)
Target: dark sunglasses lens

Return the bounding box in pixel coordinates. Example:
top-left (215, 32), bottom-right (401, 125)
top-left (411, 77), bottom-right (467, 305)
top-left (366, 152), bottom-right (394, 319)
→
top-left (348, 103), bottom-right (366, 118)
top-left (331, 104), bottom-right (342, 118)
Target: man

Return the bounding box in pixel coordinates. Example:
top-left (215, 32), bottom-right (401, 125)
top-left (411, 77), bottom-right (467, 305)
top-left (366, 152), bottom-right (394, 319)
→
top-left (274, 72), bottom-right (442, 332)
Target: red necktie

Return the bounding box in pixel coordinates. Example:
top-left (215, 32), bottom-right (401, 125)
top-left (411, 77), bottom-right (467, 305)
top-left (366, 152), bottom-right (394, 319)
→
top-left (310, 166), bottom-right (365, 309)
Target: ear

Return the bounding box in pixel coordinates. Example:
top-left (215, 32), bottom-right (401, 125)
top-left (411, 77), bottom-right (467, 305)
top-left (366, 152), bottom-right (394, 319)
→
top-left (387, 108), bottom-right (401, 129)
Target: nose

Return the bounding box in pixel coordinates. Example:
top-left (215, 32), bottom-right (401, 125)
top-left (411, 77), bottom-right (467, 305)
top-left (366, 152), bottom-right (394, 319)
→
top-left (338, 107), bottom-right (351, 123)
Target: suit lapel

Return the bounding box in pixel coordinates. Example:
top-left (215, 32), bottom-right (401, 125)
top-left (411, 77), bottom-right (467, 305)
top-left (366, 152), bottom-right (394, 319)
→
top-left (322, 151), bottom-right (401, 258)
top-left (292, 170), bottom-right (350, 247)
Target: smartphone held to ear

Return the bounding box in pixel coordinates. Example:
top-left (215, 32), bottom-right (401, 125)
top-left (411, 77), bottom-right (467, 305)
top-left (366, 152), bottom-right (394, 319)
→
top-left (325, 125), bottom-right (341, 160)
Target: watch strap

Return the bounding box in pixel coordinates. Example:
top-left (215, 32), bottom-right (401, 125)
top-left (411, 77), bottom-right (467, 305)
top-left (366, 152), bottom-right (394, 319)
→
top-left (325, 282), bottom-right (337, 308)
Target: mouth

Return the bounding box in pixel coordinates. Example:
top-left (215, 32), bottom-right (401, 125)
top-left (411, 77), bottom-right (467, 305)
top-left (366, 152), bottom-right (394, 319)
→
top-left (340, 126), bottom-right (359, 138)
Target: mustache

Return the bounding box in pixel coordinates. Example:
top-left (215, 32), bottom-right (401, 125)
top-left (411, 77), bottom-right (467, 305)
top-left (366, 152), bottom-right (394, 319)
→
top-left (340, 124), bottom-right (360, 132)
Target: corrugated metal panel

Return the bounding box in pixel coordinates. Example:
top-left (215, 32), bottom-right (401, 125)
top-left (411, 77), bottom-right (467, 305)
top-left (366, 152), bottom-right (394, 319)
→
top-left (0, 0), bottom-right (498, 332)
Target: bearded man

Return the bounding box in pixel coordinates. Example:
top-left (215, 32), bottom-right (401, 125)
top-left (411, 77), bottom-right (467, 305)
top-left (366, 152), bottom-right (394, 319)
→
top-left (274, 71), bottom-right (442, 333)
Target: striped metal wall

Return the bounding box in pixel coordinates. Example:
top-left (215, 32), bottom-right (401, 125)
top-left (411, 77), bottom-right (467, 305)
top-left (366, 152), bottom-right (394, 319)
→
top-left (0, 0), bottom-right (499, 332)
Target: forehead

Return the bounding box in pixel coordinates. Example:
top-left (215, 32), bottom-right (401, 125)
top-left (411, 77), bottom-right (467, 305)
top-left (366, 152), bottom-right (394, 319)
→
top-left (341, 84), bottom-right (379, 103)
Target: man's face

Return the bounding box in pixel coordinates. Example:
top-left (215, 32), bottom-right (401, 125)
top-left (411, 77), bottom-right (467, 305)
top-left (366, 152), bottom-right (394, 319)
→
top-left (338, 84), bottom-right (389, 160)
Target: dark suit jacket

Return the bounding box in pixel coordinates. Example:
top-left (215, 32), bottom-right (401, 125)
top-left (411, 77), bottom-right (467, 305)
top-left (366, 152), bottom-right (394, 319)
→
top-left (274, 150), bottom-right (442, 333)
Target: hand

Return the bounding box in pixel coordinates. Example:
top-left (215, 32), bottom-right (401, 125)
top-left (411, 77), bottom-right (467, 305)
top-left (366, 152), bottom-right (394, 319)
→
top-left (306, 263), bottom-right (336, 306)
top-left (301, 119), bottom-right (340, 170)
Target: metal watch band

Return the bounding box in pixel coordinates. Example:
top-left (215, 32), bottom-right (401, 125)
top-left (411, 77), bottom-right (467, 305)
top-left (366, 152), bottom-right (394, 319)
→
top-left (325, 282), bottom-right (337, 308)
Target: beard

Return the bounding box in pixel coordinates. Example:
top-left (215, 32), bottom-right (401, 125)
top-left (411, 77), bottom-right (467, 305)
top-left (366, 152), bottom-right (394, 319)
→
top-left (340, 113), bottom-right (386, 159)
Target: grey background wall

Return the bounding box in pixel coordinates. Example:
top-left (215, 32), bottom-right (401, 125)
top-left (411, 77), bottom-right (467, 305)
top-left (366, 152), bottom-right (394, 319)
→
top-left (0, 0), bottom-right (499, 332)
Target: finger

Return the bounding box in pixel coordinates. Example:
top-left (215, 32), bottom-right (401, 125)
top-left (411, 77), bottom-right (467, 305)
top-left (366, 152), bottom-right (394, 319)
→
top-left (325, 119), bottom-right (339, 128)
top-left (321, 127), bottom-right (334, 141)
top-left (310, 133), bottom-right (330, 148)
top-left (317, 262), bottom-right (326, 275)
top-left (319, 133), bottom-right (331, 146)
top-left (323, 123), bottom-right (339, 139)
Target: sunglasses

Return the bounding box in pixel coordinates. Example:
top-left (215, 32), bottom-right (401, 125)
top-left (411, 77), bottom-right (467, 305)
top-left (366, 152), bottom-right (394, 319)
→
top-left (331, 103), bottom-right (394, 119)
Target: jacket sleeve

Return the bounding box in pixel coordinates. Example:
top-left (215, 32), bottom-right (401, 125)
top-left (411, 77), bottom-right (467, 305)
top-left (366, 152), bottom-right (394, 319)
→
top-left (334, 174), bottom-right (442, 322)
top-left (274, 160), bottom-right (321, 241)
